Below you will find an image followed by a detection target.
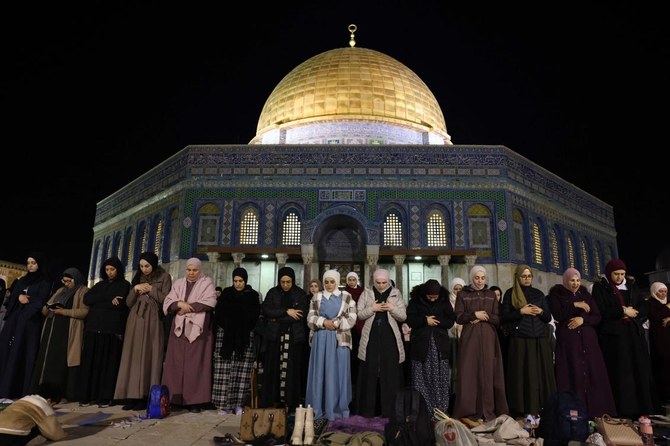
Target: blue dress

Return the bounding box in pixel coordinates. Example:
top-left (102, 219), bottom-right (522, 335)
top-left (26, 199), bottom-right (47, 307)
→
top-left (305, 293), bottom-right (351, 420)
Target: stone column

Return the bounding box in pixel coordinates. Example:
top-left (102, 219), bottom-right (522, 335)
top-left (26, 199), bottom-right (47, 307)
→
top-left (301, 244), bottom-right (314, 289)
top-left (437, 254), bottom-right (452, 288)
top-left (276, 253), bottom-right (289, 269)
top-left (206, 252), bottom-right (221, 287)
top-left (393, 254), bottom-right (406, 291)
top-left (231, 252), bottom-right (245, 268)
top-left (366, 245), bottom-right (380, 286)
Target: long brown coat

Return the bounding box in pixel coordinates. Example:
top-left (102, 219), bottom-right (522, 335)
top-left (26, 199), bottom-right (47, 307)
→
top-left (114, 268), bottom-right (172, 400)
top-left (452, 285), bottom-right (509, 420)
top-left (41, 285), bottom-right (89, 367)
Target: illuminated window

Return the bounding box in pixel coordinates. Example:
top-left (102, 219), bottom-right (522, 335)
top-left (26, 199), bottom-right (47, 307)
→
top-left (532, 223), bottom-right (543, 264)
top-left (383, 212), bottom-right (403, 247)
top-left (240, 209), bottom-right (259, 245)
top-left (594, 246), bottom-right (602, 277)
top-left (427, 211), bottom-right (446, 246)
top-left (581, 239), bottom-right (590, 277)
top-left (567, 236), bottom-right (575, 268)
top-left (140, 225), bottom-right (149, 254)
top-left (282, 212), bottom-right (301, 246)
top-left (154, 219), bottom-right (164, 259)
top-left (550, 228), bottom-right (560, 269)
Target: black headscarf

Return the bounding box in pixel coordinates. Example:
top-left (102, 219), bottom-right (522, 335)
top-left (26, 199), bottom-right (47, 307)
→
top-left (23, 251), bottom-right (49, 286)
top-left (277, 266), bottom-right (296, 285)
top-left (233, 267), bottom-right (249, 284)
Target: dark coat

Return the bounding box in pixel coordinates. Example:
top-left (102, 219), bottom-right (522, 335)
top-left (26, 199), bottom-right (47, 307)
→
top-left (0, 274), bottom-right (53, 399)
top-left (214, 284), bottom-right (260, 359)
top-left (500, 285), bottom-right (552, 338)
top-left (262, 284), bottom-right (309, 344)
top-left (406, 283), bottom-right (455, 362)
top-left (548, 283), bottom-right (616, 418)
top-left (83, 279), bottom-right (131, 335)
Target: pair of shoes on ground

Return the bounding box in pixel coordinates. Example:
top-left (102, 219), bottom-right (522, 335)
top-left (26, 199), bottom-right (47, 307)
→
top-left (219, 406), bottom-right (244, 416)
top-left (291, 404), bottom-right (315, 445)
top-left (97, 399), bottom-right (111, 408)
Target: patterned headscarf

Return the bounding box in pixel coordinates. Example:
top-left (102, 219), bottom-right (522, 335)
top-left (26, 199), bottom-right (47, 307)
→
top-left (511, 264), bottom-right (531, 309)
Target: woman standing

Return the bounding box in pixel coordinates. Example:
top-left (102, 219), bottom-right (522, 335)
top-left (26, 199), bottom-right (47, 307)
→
top-left (162, 257), bottom-right (217, 413)
top-left (648, 281), bottom-right (670, 406)
top-left (591, 259), bottom-right (654, 419)
top-left (406, 279), bottom-right (455, 415)
top-left (261, 266), bottom-right (309, 411)
top-left (212, 267), bottom-right (261, 413)
top-left (306, 269), bottom-right (357, 420)
top-left (356, 268), bottom-right (406, 418)
top-left (500, 265), bottom-right (555, 417)
top-left (548, 267), bottom-right (616, 418)
top-left (0, 252), bottom-right (53, 399)
top-left (447, 277), bottom-right (465, 410)
top-left (78, 256), bottom-right (131, 407)
top-left (31, 267), bottom-right (89, 402)
top-left (452, 265), bottom-right (509, 421)
top-left (115, 252), bottom-right (172, 411)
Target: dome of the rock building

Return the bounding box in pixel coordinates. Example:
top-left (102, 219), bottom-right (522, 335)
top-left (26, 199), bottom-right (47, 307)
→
top-left (251, 45), bottom-right (451, 145)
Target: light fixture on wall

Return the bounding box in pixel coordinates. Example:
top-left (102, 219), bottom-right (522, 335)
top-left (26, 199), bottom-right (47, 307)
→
top-left (261, 254), bottom-right (269, 259)
top-left (414, 256), bottom-right (422, 261)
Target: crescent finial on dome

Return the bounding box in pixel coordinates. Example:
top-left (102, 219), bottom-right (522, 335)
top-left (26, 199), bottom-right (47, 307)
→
top-left (348, 24), bottom-right (357, 47)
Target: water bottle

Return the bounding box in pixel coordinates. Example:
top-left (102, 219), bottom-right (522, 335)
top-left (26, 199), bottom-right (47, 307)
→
top-left (639, 415), bottom-right (654, 446)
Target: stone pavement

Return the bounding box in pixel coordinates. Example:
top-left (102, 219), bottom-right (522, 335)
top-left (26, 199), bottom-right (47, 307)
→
top-left (27, 401), bottom-right (242, 446)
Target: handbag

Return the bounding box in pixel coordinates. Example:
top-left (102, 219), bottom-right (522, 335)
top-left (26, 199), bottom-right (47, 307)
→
top-left (594, 415), bottom-right (643, 446)
top-left (239, 407), bottom-right (287, 441)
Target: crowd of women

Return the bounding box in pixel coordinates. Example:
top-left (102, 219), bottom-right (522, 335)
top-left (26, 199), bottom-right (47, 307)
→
top-left (0, 252), bottom-right (668, 425)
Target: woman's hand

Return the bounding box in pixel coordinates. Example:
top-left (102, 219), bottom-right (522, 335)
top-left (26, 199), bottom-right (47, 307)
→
top-left (567, 316), bottom-right (584, 329)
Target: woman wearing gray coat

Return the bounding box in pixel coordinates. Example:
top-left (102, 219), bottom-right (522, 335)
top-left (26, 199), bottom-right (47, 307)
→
top-left (355, 268), bottom-right (406, 418)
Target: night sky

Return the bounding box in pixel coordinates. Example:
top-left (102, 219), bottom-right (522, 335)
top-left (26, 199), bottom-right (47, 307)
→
top-left (3, 2), bottom-right (666, 287)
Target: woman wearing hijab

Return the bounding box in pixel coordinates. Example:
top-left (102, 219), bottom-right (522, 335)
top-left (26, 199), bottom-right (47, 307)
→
top-left (115, 252), bottom-right (172, 411)
top-left (356, 268), bottom-right (407, 418)
top-left (212, 267), bottom-right (261, 413)
top-left (78, 256), bottom-right (131, 407)
top-left (344, 271), bottom-right (364, 398)
top-left (500, 265), bottom-right (555, 417)
top-left (261, 266), bottom-right (309, 411)
top-left (548, 267), bottom-right (616, 418)
top-left (591, 259), bottom-right (654, 418)
top-left (406, 279), bottom-right (455, 416)
top-left (161, 257), bottom-right (217, 413)
top-left (306, 269), bottom-right (357, 420)
top-left (447, 277), bottom-right (465, 409)
top-left (648, 281), bottom-right (670, 406)
top-left (452, 265), bottom-right (509, 421)
top-left (31, 267), bottom-right (89, 402)
top-left (0, 252), bottom-right (53, 399)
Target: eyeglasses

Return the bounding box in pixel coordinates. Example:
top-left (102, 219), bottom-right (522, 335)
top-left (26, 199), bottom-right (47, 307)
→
top-left (519, 275), bottom-right (533, 279)
top-left (61, 278), bottom-right (73, 284)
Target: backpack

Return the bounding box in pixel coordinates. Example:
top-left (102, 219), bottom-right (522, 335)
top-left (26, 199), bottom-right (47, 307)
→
top-left (146, 384), bottom-right (171, 419)
top-left (384, 387), bottom-right (435, 446)
top-left (536, 390), bottom-right (589, 445)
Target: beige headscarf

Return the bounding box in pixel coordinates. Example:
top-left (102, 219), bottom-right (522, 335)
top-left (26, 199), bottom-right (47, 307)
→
top-left (469, 265), bottom-right (487, 291)
top-left (511, 264), bottom-right (531, 309)
top-left (650, 281), bottom-right (668, 304)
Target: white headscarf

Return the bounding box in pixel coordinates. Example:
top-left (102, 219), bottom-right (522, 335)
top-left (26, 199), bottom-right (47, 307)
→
top-left (650, 281), bottom-right (668, 304)
top-left (449, 277), bottom-right (466, 306)
top-left (322, 269), bottom-right (341, 298)
top-left (469, 265), bottom-right (487, 291)
top-left (373, 269), bottom-right (391, 292)
top-left (346, 271), bottom-right (360, 286)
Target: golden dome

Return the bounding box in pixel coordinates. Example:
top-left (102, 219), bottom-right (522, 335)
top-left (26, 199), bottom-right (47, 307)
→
top-left (254, 46), bottom-right (449, 143)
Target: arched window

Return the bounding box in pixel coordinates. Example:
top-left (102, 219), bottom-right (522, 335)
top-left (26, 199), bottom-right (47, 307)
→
top-left (566, 234), bottom-right (576, 269)
top-left (550, 227), bottom-right (561, 270)
top-left (169, 207), bottom-right (180, 261)
top-left (383, 211), bottom-right (403, 247)
top-left (531, 222), bottom-right (543, 265)
top-left (594, 244), bottom-right (602, 277)
top-left (282, 211), bottom-right (301, 246)
top-left (580, 238), bottom-right (590, 277)
top-left (240, 208), bottom-right (260, 245)
top-left (512, 209), bottom-right (525, 260)
top-left (426, 210), bottom-right (446, 247)
top-left (154, 217), bottom-right (164, 259)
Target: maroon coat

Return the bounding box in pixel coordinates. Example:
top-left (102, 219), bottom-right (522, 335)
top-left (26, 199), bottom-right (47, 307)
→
top-left (548, 284), bottom-right (616, 418)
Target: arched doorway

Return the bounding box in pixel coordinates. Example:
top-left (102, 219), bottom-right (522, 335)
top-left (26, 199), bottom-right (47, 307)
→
top-left (313, 214), bottom-right (367, 287)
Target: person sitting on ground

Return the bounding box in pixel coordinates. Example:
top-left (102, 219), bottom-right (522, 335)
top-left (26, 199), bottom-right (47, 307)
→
top-left (0, 381), bottom-right (67, 445)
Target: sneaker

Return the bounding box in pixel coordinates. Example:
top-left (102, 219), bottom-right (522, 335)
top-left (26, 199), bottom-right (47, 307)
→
top-left (234, 406), bottom-right (244, 416)
top-left (98, 400), bottom-right (110, 408)
top-left (79, 401), bottom-right (91, 407)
